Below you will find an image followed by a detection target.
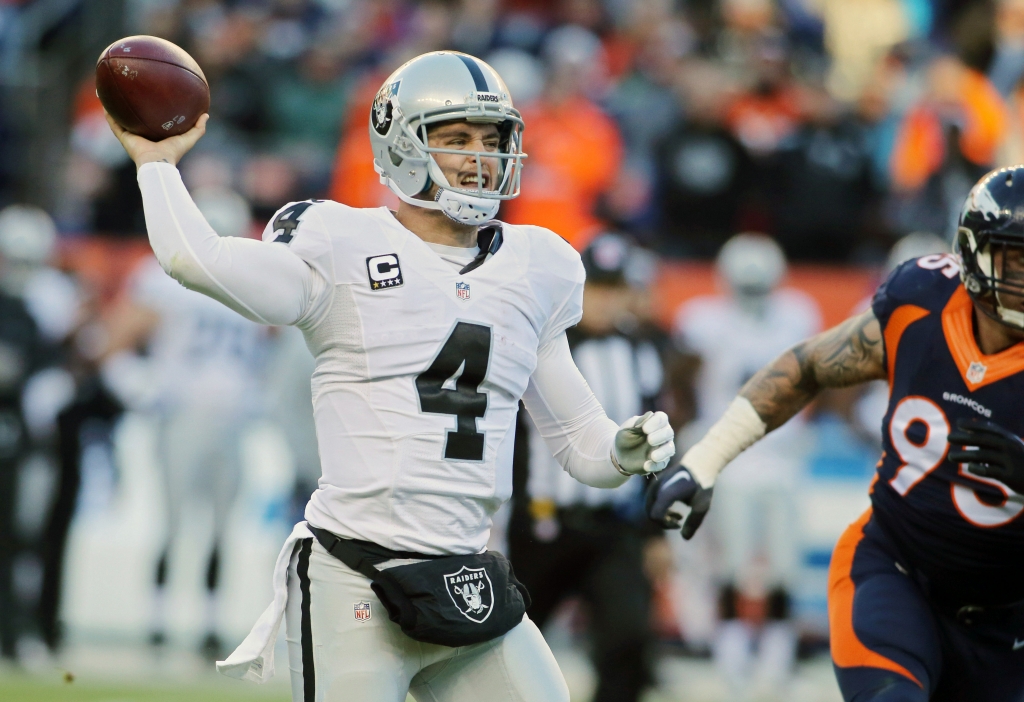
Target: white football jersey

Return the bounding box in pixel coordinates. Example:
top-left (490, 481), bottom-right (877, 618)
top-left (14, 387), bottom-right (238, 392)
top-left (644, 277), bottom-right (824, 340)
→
top-left (675, 290), bottom-right (821, 481)
top-left (265, 202), bottom-right (584, 555)
top-left (21, 267), bottom-right (81, 343)
top-left (131, 257), bottom-right (266, 410)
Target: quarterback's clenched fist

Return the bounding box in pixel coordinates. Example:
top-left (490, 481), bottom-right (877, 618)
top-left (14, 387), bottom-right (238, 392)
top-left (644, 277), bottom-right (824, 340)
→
top-left (611, 411), bottom-right (676, 475)
top-left (645, 464), bottom-right (714, 539)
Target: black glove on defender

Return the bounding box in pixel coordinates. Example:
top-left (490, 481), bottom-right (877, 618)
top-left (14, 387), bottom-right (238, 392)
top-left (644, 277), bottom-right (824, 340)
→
top-left (948, 418), bottom-right (1024, 494)
top-left (645, 464), bottom-right (714, 539)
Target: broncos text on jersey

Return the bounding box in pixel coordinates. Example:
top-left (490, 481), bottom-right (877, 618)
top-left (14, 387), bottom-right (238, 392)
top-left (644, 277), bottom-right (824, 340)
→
top-left (870, 253), bottom-right (1024, 606)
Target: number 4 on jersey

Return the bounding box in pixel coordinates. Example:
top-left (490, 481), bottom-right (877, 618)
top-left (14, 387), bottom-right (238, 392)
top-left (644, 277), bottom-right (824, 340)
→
top-left (271, 200), bottom-right (322, 243)
top-left (416, 322), bottom-right (492, 461)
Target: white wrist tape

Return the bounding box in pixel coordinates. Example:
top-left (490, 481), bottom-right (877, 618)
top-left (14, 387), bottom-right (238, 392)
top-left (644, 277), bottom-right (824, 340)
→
top-left (681, 397), bottom-right (767, 488)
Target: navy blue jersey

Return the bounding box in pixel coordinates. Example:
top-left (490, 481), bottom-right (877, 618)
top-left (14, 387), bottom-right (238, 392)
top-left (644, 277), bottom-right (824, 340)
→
top-left (870, 253), bottom-right (1024, 606)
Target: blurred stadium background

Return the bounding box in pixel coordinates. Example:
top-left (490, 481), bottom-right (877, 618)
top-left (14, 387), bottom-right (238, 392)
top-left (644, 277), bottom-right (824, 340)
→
top-left (0, 0), bottom-right (1016, 700)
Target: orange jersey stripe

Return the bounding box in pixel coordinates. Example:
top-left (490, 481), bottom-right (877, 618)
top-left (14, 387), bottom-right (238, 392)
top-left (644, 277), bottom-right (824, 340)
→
top-left (828, 509), bottom-right (923, 687)
top-left (941, 286), bottom-right (1024, 390)
top-left (883, 304), bottom-right (930, 386)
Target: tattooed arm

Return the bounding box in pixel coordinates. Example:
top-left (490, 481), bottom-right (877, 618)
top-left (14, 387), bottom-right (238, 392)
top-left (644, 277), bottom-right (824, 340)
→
top-left (647, 309), bottom-right (886, 535)
top-left (740, 309), bottom-right (886, 431)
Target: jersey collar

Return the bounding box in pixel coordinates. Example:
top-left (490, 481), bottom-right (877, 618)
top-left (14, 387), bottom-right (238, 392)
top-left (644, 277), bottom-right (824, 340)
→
top-left (459, 223), bottom-right (503, 275)
top-left (942, 285), bottom-right (1024, 390)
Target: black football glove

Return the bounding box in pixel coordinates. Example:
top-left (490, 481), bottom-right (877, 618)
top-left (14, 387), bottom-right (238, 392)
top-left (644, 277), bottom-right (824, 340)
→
top-left (948, 418), bottom-right (1024, 494)
top-left (645, 464), bottom-right (714, 539)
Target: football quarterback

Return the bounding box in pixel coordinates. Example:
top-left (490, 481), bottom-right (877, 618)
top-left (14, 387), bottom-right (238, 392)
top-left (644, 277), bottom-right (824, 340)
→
top-left (107, 51), bottom-right (675, 702)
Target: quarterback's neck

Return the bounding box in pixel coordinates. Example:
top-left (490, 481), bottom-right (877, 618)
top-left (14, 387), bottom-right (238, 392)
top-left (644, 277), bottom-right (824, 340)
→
top-left (394, 201), bottom-right (478, 248)
top-left (974, 307), bottom-right (1024, 355)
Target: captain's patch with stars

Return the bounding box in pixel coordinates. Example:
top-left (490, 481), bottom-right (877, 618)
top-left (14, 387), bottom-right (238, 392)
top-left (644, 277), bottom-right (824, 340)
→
top-left (366, 254), bottom-right (404, 290)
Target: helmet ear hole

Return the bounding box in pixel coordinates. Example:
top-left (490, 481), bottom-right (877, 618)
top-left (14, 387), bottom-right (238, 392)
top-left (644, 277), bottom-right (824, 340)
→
top-left (977, 240), bottom-right (993, 279)
top-left (956, 227), bottom-right (973, 256)
top-left (388, 149), bottom-right (404, 167)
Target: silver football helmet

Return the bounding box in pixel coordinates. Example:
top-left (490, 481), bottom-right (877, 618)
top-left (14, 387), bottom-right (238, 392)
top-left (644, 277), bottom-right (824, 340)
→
top-left (0, 204), bottom-right (57, 297)
top-left (717, 233), bottom-right (786, 316)
top-left (0, 204), bottom-right (56, 266)
top-left (369, 51), bottom-right (526, 225)
top-left (885, 231), bottom-right (947, 274)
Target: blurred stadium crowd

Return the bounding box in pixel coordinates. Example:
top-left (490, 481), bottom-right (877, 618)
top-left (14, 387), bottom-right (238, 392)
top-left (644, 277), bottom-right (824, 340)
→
top-left (0, 0), bottom-right (1021, 700)
top-left (11, 0), bottom-right (1024, 256)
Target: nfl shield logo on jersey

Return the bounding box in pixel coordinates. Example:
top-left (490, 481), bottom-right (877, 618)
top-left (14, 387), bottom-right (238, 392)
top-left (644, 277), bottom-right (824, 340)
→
top-left (967, 361), bottom-right (987, 384)
top-left (456, 281), bottom-right (471, 300)
top-left (354, 601), bottom-right (371, 622)
top-left (444, 566), bottom-right (493, 623)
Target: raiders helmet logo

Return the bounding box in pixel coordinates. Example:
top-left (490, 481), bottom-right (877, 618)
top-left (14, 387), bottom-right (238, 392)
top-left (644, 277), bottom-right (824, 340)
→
top-left (444, 566), bottom-right (494, 623)
top-left (372, 80), bottom-right (401, 136)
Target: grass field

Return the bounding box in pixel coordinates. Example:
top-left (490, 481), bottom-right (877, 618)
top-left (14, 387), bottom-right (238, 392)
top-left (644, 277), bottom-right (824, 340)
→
top-left (0, 642), bottom-right (842, 702)
top-left (0, 641), bottom-right (293, 702)
top-left (0, 675), bottom-right (290, 702)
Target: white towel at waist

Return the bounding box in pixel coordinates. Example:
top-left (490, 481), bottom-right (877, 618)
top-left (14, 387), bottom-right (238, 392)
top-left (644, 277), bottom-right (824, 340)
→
top-left (217, 521), bottom-right (312, 683)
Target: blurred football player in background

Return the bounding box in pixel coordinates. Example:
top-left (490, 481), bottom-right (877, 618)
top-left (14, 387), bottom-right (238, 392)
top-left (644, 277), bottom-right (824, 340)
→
top-left (508, 233), bottom-right (667, 702)
top-left (0, 206), bottom-right (81, 347)
top-left (264, 324), bottom-right (319, 524)
top-left (99, 188), bottom-right (267, 659)
top-left (673, 233), bottom-right (821, 698)
top-left (0, 205), bottom-right (80, 661)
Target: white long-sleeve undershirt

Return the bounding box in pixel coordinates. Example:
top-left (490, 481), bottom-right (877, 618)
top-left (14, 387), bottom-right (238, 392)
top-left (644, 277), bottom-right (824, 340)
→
top-left (138, 162), bottom-right (325, 326)
top-left (521, 334), bottom-right (627, 489)
top-left (137, 161), bottom-right (625, 488)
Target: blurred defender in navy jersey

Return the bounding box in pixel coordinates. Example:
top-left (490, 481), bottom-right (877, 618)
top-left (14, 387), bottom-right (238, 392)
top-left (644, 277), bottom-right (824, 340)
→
top-left (648, 166), bottom-right (1024, 701)
top-left (509, 234), bottom-right (668, 702)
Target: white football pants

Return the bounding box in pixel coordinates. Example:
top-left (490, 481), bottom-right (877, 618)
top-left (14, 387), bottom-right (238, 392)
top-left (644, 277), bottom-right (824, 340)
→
top-left (712, 468), bottom-right (798, 589)
top-left (156, 403), bottom-right (243, 550)
top-left (284, 538), bottom-right (570, 702)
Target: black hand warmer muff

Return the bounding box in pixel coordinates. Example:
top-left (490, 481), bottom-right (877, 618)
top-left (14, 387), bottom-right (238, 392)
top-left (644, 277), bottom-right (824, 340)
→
top-left (310, 527), bottom-right (530, 647)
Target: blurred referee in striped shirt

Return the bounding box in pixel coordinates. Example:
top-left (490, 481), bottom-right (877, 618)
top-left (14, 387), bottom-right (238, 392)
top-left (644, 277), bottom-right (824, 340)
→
top-left (508, 234), bottom-right (670, 702)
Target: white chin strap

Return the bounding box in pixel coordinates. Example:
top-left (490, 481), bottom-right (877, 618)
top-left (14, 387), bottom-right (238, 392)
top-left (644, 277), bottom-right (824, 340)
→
top-left (432, 188), bottom-right (500, 225)
top-left (997, 304), bottom-right (1024, 328)
top-left (376, 165), bottom-right (499, 226)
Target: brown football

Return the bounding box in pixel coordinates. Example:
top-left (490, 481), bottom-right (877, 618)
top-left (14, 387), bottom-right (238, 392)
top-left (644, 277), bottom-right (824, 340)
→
top-left (96, 35), bottom-right (210, 141)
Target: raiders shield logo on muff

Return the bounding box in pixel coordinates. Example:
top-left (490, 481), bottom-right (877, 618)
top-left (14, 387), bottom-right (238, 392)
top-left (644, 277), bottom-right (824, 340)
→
top-left (444, 565), bottom-right (494, 623)
top-left (309, 525), bottom-right (529, 646)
